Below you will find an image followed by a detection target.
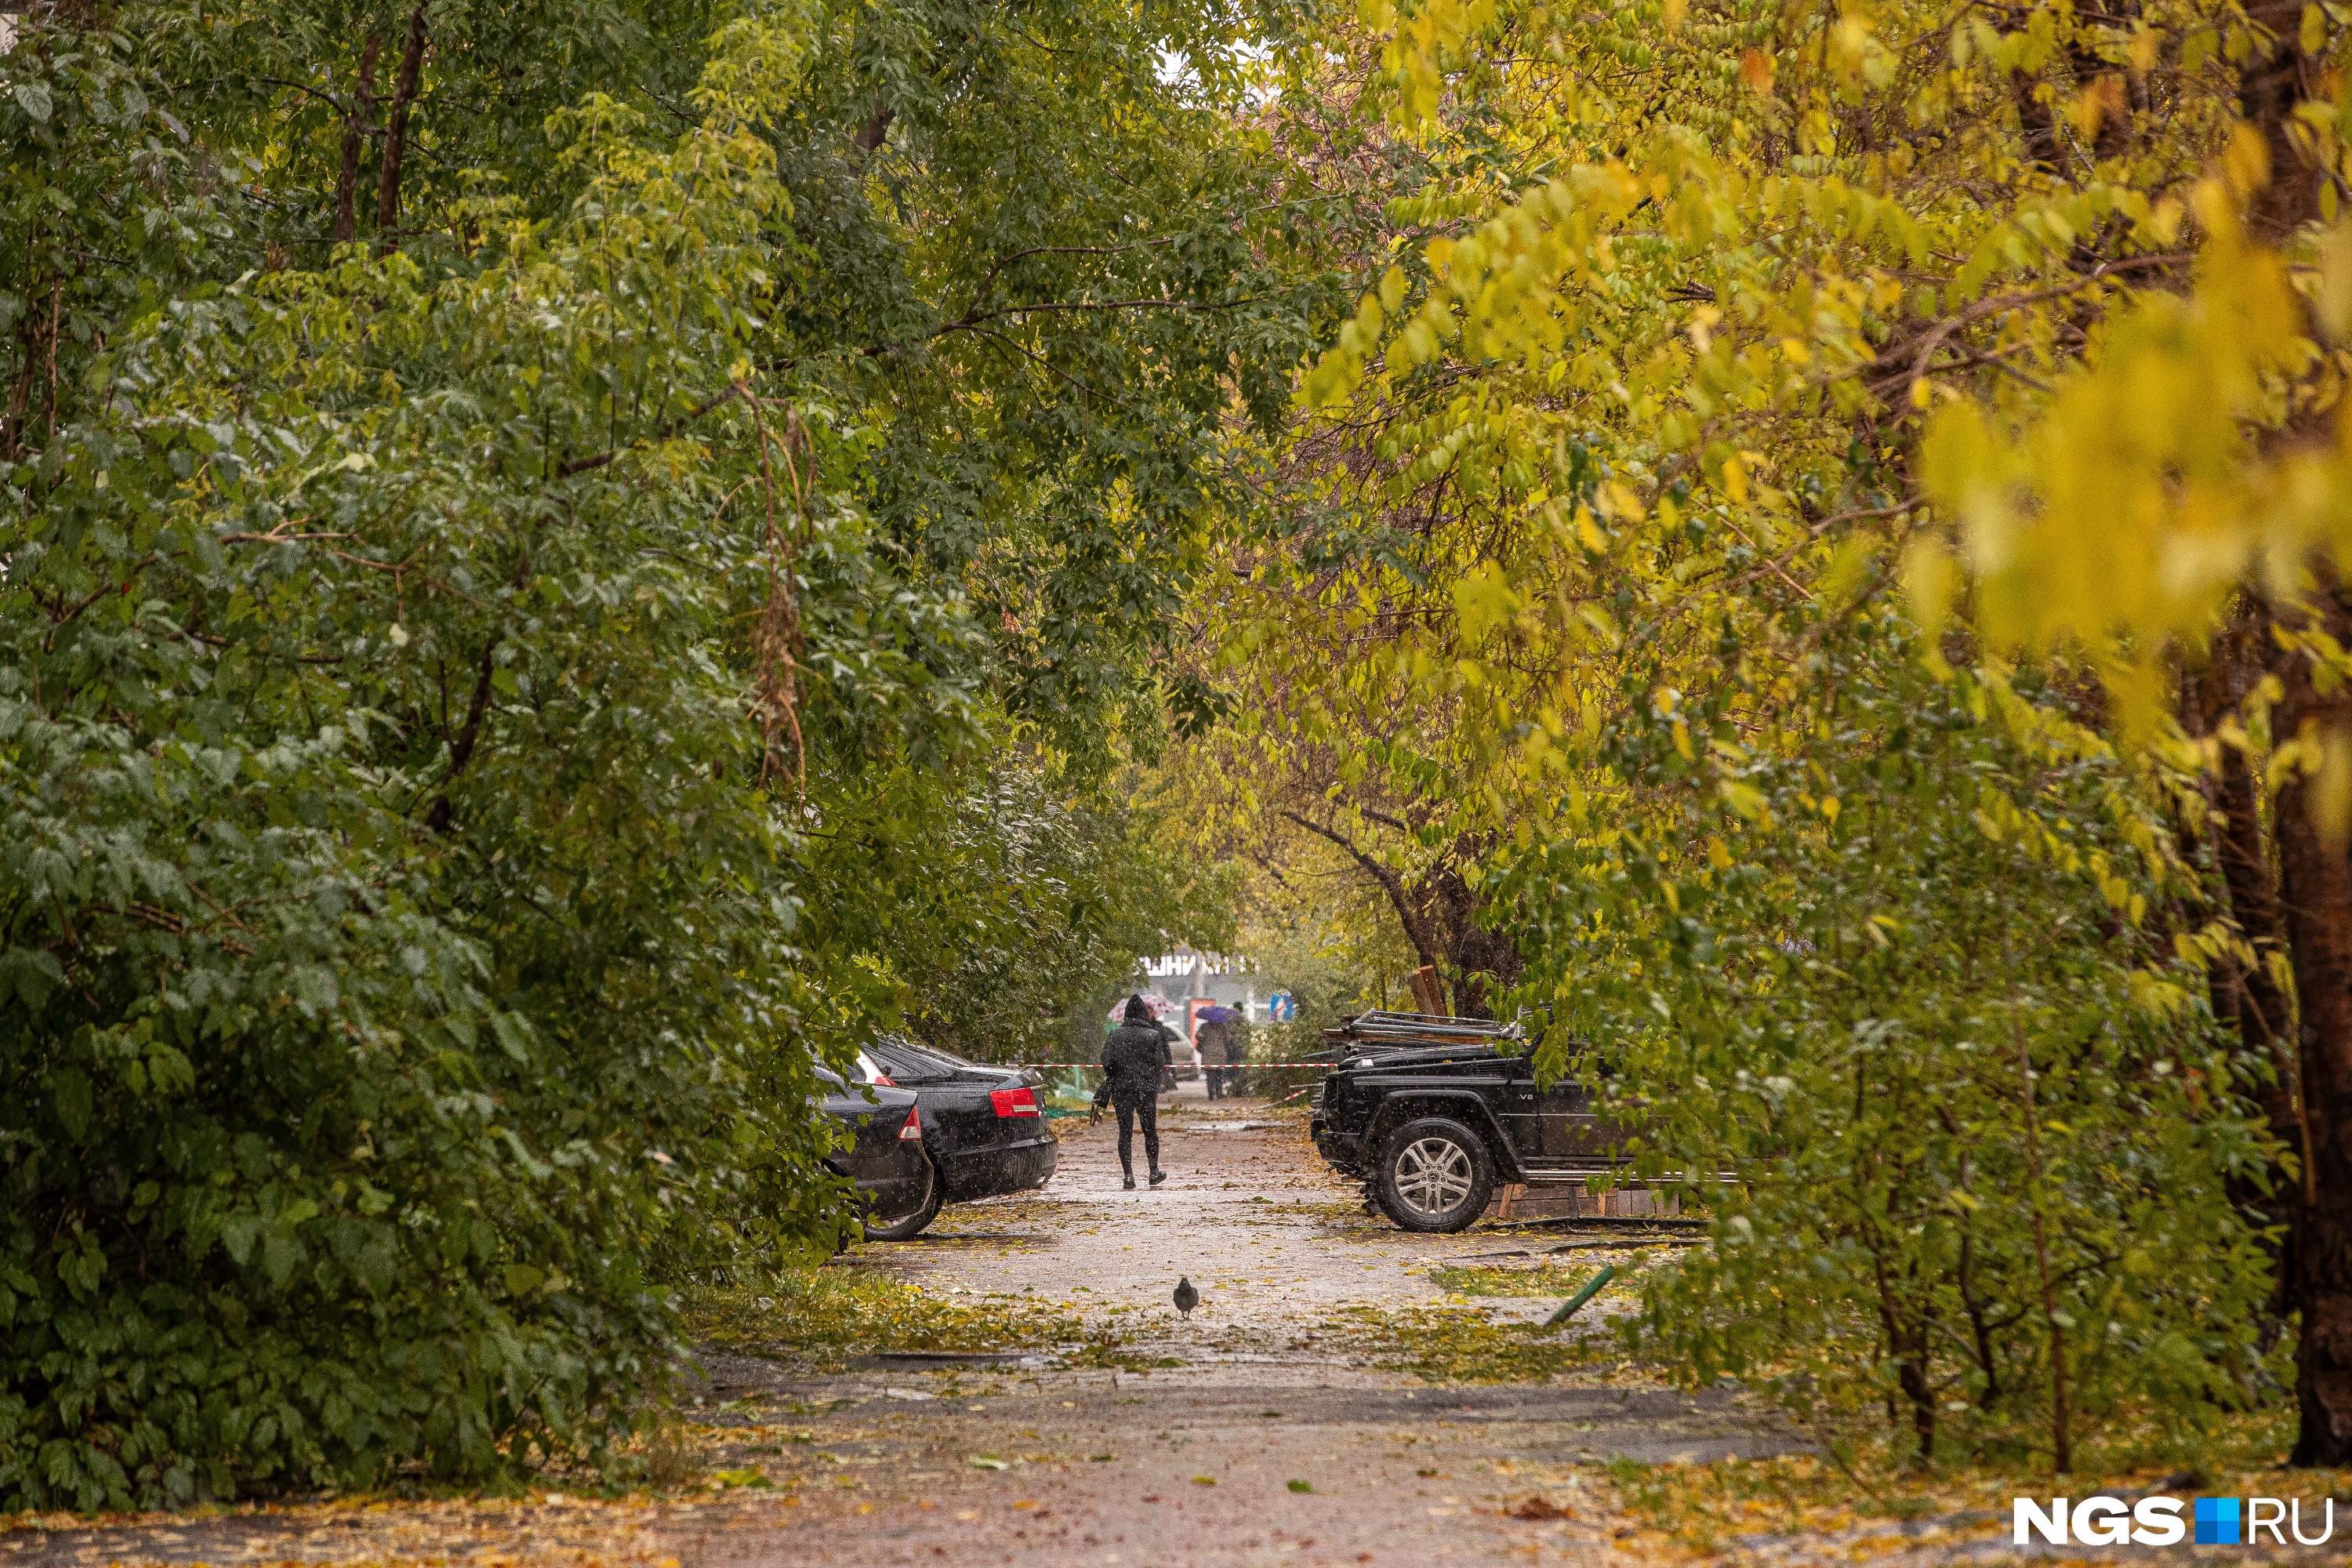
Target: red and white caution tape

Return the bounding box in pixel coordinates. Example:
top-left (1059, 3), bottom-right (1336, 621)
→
top-left (1004, 1062), bottom-right (1334, 1069)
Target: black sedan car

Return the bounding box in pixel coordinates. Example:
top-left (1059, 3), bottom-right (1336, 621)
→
top-left (844, 1036), bottom-right (1058, 1240)
top-left (811, 1065), bottom-right (935, 1237)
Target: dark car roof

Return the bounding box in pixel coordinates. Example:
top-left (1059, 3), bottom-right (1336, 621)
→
top-left (1323, 1010), bottom-right (1527, 1051)
top-left (1334, 1040), bottom-right (1523, 1071)
top-left (870, 1035), bottom-right (982, 1073)
top-left (867, 1036), bottom-right (1036, 1084)
top-left (812, 1064), bottom-right (916, 1113)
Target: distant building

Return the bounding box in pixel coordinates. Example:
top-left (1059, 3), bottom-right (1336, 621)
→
top-left (1135, 943), bottom-right (1259, 1018)
top-left (1109, 945), bottom-right (1268, 1065)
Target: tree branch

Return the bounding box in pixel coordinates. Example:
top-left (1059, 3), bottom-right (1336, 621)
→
top-left (1279, 809), bottom-right (1444, 975)
top-left (554, 384), bottom-right (747, 477)
top-left (426, 641), bottom-right (497, 833)
top-left (333, 34), bottom-right (383, 245)
top-left (373, 1), bottom-right (428, 252)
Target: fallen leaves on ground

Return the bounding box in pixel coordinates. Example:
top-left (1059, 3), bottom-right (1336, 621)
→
top-left (681, 1276), bottom-right (1086, 1364)
top-left (1427, 1255), bottom-right (1655, 1299)
top-left (1311, 1303), bottom-right (1624, 1382)
top-left (1509, 1495), bottom-right (1578, 1520)
top-left (0, 1488), bottom-right (801, 1568)
top-left (1599, 1409), bottom-right (2352, 1563)
top-left (707, 1469), bottom-right (774, 1490)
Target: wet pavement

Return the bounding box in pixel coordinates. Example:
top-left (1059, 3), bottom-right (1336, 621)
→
top-left (2, 1088), bottom-right (1802, 1568)
top-left (852, 1083), bottom-right (1540, 1337)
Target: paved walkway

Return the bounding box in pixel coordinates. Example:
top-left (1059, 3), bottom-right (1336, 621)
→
top-left (860, 1086), bottom-right (1515, 1339)
top-left (6, 1094), bottom-right (1795, 1568)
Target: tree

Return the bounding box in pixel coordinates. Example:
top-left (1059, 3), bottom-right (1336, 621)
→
top-left (1215, 0), bottom-right (2347, 1461)
top-left (1495, 609), bottom-right (2273, 1465)
top-left (796, 760), bottom-right (1238, 1065)
top-left (127, 0), bottom-right (1345, 746)
top-left (2, 24), bottom-right (833, 1507)
top-left (1, 0), bottom-right (1342, 1505)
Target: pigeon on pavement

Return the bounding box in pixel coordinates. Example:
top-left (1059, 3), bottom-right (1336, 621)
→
top-left (1173, 1276), bottom-right (1199, 1318)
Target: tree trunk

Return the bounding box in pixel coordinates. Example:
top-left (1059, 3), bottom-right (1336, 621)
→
top-left (2238, 0), bottom-right (2324, 242)
top-left (1424, 858), bottom-right (1523, 1018)
top-left (2281, 586), bottom-right (2352, 1465)
top-left (424, 641), bottom-right (497, 834)
top-left (374, 2), bottom-right (429, 252)
top-left (852, 103), bottom-right (895, 153)
top-left (1278, 812), bottom-right (1523, 1018)
top-left (333, 32), bottom-right (383, 244)
top-left (1871, 1250), bottom-right (1937, 1465)
top-left (2222, 0), bottom-right (2343, 1457)
top-left (2188, 630), bottom-right (2307, 1308)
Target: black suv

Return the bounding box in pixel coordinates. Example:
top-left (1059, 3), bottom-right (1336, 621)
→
top-left (1308, 1011), bottom-right (1624, 1232)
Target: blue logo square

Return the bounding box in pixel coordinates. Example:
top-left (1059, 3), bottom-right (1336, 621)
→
top-left (2195, 1497), bottom-right (2240, 1545)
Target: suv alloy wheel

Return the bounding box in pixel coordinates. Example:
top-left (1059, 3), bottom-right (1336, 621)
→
top-left (1374, 1116), bottom-right (1496, 1232)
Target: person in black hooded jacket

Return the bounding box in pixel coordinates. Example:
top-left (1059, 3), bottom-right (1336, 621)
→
top-left (1092, 994), bottom-right (1170, 1189)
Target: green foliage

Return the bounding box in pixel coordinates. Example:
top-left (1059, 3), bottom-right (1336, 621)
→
top-left (128, 0), bottom-right (1350, 754)
top-left (798, 760), bottom-right (1237, 1065)
top-left (1216, 0), bottom-right (2351, 1045)
top-left (1, 0), bottom-right (1333, 1508)
top-left (1208, 0), bottom-right (2318, 1444)
top-left (0, 34), bottom-right (840, 1511)
top-left (1493, 615), bottom-right (2277, 1461)
top-left (1427, 1258), bottom-right (1653, 1299)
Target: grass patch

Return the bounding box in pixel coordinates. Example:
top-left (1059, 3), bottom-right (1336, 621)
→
top-left (1312, 1304), bottom-right (1624, 1382)
top-left (682, 1272), bottom-right (1086, 1367)
top-left (1428, 1257), bottom-right (1655, 1298)
top-left (681, 1272), bottom-right (1198, 1374)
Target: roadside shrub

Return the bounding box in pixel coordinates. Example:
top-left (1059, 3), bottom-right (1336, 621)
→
top-left (0, 768), bottom-right (677, 1504)
top-left (0, 41), bottom-right (829, 1510)
top-left (1496, 613), bottom-right (2276, 1465)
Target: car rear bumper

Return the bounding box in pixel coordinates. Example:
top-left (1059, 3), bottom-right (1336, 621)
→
top-left (940, 1132), bottom-right (1058, 1201)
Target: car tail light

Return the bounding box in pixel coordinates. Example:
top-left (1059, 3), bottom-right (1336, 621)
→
top-left (989, 1087), bottom-right (1041, 1118)
top-left (872, 1073), bottom-right (895, 1086)
top-left (898, 1105), bottom-right (922, 1140)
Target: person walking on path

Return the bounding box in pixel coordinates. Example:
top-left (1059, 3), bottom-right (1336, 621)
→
top-left (1093, 994), bottom-right (1170, 1189)
top-left (1196, 1004), bottom-right (1238, 1100)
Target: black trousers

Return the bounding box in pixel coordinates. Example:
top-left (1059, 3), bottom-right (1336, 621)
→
top-left (1114, 1096), bottom-right (1160, 1175)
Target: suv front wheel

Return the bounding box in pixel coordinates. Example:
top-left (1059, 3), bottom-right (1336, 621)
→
top-left (1374, 1116), bottom-right (1495, 1232)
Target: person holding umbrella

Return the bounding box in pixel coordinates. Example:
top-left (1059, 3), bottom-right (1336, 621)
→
top-left (1196, 1003), bottom-right (1240, 1100)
